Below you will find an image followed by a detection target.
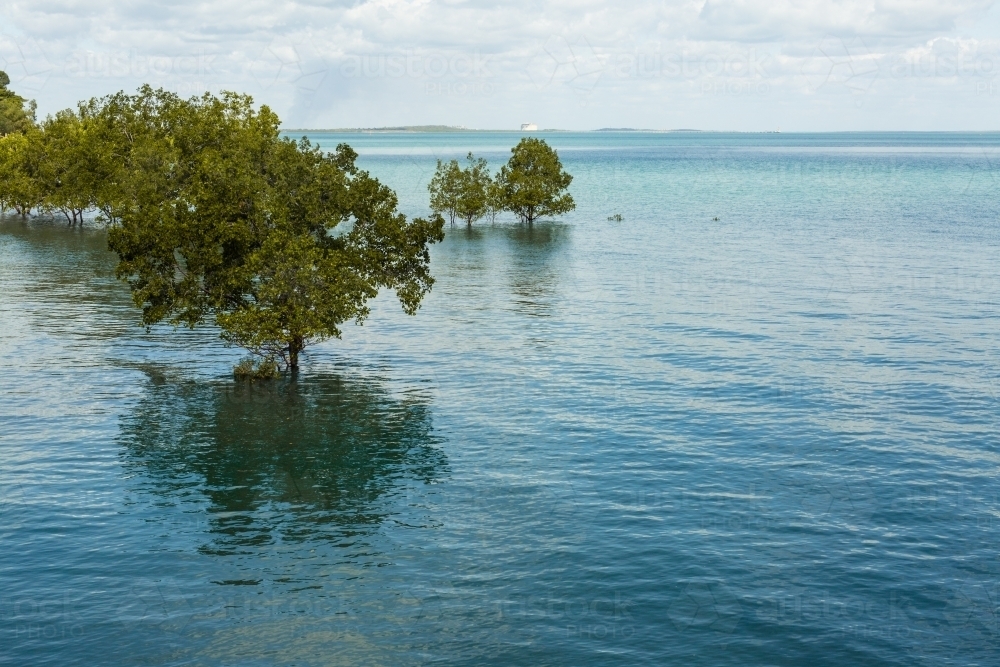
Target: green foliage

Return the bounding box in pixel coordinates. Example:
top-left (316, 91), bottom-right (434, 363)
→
top-left (428, 153), bottom-right (493, 227)
top-left (0, 72), bottom-right (43, 215)
top-left (73, 88), bottom-right (188, 228)
top-left (0, 127), bottom-right (44, 215)
top-left (0, 71), bottom-right (37, 137)
top-left (456, 153), bottom-right (491, 226)
top-left (233, 355), bottom-right (280, 381)
top-left (496, 137), bottom-right (575, 224)
top-left (428, 143), bottom-right (575, 226)
top-left (608, 213), bottom-right (623, 222)
top-left (37, 109), bottom-right (92, 225)
top-left (0, 81), bottom-right (94, 222)
top-left (428, 158), bottom-right (463, 225)
top-left (0, 83), bottom-right (444, 374)
top-left (86, 86), bottom-right (444, 371)
top-left (485, 178), bottom-right (504, 223)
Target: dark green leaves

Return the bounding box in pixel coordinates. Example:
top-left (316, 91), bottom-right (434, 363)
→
top-left (426, 138), bottom-right (575, 226)
top-left (496, 137), bottom-right (575, 224)
top-left (0, 71), bottom-right (36, 137)
top-left (428, 152), bottom-right (493, 227)
top-left (87, 87), bottom-right (443, 371)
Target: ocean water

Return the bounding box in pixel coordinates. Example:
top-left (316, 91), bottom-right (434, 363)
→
top-left (2, 131), bottom-right (1000, 665)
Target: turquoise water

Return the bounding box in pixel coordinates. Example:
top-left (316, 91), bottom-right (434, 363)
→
top-left (2, 132), bottom-right (1000, 665)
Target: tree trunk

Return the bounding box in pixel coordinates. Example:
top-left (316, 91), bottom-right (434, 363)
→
top-left (288, 336), bottom-right (304, 373)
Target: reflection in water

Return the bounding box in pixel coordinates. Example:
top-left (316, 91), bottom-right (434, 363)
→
top-left (502, 223), bottom-right (570, 318)
top-left (452, 224), bottom-right (485, 242)
top-left (502, 222), bottom-right (568, 249)
top-left (118, 371), bottom-right (447, 555)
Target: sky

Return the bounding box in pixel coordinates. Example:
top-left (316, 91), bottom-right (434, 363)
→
top-left (1, 0), bottom-right (999, 131)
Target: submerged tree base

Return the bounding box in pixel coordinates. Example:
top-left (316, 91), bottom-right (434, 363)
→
top-left (233, 356), bottom-right (280, 381)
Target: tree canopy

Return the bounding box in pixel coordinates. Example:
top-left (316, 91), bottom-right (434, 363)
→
top-left (96, 87), bottom-right (444, 371)
top-left (1, 85), bottom-right (445, 374)
top-left (1, 80), bottom-right (576, 376)
top-left (428, 158), bottom-right (463, 225)
top-left (0, 71), bottom-right (37, 136)
top-left (496, 138), bottom-right (575, 224)
top-left (426, 138), bottom-right (575, 226)
top-left (428, 152), bottom-right (492, 227)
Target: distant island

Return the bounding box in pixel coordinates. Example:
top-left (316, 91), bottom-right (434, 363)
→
top-left (283, 125), bottom-right (708, 133)
top-left (285, 125), bottom-right (476, 133)
top-left (594, 128), bottom-right (708, 132)
top-left (283, 125), bottom-right (573, 133)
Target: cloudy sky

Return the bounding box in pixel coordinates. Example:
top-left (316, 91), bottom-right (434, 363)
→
top-left (1, 0), bottom-right (998, 130)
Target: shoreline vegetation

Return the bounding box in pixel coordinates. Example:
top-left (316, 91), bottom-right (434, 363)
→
top-left (0, 75), bottom-right (576, 379)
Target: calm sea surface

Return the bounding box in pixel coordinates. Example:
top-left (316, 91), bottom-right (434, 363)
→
top-left (3, 131), bottom-right (1000, 665)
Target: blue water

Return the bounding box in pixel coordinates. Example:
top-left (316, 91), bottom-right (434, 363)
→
top-left (2, 132), bottom-right (1000, 665)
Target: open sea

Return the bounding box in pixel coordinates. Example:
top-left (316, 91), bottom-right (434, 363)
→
top-left (2, 131), bottom-right (1000, 665)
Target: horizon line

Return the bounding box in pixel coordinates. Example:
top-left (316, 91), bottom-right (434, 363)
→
top-left (281, 127), bottom-right (1000, 134)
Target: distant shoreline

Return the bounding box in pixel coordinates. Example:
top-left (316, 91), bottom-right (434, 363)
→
top-left (282, 127), bottom-right (999, 134)
top-left (281, 126), bottom-right (714, 134)
top-left (282, 126), bottom-right (564, 133)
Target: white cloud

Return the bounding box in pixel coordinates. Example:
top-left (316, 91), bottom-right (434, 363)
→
top-left (696, 0), bottom-right (994, 40)
top-left (0, 0), bottom-right (997, 129)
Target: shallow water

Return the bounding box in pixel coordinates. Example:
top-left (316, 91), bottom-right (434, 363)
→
top-left (2, 132), bottom-right (1000, 665)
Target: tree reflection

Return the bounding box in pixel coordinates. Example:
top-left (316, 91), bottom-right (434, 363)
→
top-left (118, 371), bottom-right (447, 555)
top-left (502, 221), bottom-right (569, 250)
top-left (503, 222), bottom-right (570, 318)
